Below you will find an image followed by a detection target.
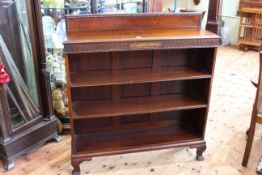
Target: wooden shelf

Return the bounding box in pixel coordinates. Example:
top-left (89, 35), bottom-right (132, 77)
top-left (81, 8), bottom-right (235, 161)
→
top-left (74, 122), bottom-right (202, 156)
top-left (70, 66), bottom-right (211, 88)
top-left (240, 24), bottom-right (253, 28)
top-left (240, 24), bottom-right (262, 29)
top-left (240, 7), bottom-right (262, 13)
top-left (238, 39), bottom-right (261, 46)
top-left (72, 94), bottom-right (207, 119)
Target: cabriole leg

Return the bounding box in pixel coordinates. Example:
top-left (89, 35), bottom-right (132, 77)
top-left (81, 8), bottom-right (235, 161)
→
top-left (72, 158), bottom-right (91, 175)
top-left (72, 159), bottom-right (81, 175)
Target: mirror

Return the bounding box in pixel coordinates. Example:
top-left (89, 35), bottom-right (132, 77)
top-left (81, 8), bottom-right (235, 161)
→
top-left (0, 1), bottom-right (40, 129)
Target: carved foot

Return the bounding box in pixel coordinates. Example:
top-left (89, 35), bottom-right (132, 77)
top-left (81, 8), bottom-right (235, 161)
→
top-left (71, 158), bottom-right (91, 175)
top-left (72, 162), bottom-right (80, 175)
top-left (4, 159), bottom-right (15, 171)
top-left (72, 170), bottom-right (80, 175)
top-left (196, 154), bottom-right (205, 161)
top-left (196, 145), bottom-right (206, 161)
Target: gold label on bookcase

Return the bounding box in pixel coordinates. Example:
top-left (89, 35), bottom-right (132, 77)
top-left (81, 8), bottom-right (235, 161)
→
top-left (129, 42), bottom-right (162, 49)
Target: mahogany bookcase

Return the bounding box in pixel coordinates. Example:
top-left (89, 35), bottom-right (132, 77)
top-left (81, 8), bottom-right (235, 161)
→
top-left (64, 13), bottom-right (220, 175)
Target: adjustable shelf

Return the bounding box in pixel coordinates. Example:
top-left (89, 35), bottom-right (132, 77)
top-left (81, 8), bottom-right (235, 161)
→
top-left (70, 66), bottom-right (211, 88)
top-left (72, 94), bottom-right (207, 119)
top-left (64, 13), bottom-right (220, 175)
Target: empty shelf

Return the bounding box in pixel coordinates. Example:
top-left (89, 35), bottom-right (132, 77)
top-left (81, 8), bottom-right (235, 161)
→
top-left (73, 94), bottom-right (207, 119)
top-left (70, 67), bottom-right (211, 88)
top-left (74, 123), bottom-right (202, 157)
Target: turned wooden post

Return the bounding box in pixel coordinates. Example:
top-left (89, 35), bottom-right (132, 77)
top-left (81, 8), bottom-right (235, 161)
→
top-left (206, 0), bottom-right (223, 35)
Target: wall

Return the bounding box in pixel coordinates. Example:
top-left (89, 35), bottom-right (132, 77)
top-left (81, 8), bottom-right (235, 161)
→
top-left (162, 0), bottom-right (241, 45)
top-left (221, 0), bottom-right (240, 45)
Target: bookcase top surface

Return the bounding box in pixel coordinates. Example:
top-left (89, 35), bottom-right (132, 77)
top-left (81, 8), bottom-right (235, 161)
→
top-left (65, 29), bottom-right (219, 44)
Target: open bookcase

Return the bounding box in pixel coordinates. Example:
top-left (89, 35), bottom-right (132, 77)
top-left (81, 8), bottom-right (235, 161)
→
top-left (238, 1), bottom-right (262, 51)
top-left (64, 13), bottom-right (220, 175)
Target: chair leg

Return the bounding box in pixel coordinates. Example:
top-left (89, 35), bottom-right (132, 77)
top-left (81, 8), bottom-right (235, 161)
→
top-left (242, 116), bottom-right (257, 166)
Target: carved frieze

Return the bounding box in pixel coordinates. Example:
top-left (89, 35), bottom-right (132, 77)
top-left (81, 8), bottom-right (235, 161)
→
top-left (64, 38), bottom-right (220, 54)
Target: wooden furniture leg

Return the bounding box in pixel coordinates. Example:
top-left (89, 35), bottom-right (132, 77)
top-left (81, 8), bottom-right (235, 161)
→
top-left (4, 158), bottom-right (15, 171)
top-left (196, 144), bottom-right (207, 161)
top-left (72, 159), bottom-right (81, 175)
top-left (242, 52), bottom-right (262, 166)
top-left (242, 107), bottom-right (257, 166)
top-left (72, 158), bottom-right (91, 175)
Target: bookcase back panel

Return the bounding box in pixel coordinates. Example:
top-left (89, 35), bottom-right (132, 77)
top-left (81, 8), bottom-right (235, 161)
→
top-left (121, 114), bottom-right (151, 124)
top-left (183, 108), bottom-right (208, 137)
top-left (74, 117), bottom-right (113, 128)
top-left (193, 79), bottom-right (212, 103)
top-left (122, 83), bottom-right (151, 98)
top-left (186, 48), bottom-right (215, 73)
top-left (160, 79), bottom-right (211, 103)
top-left (71, 86), bottom-right (112, 101)
top-left (160, 81), bottom-right (187, 95)
top-left (69, 52), bottom-right (111, 72)
top-left (198, 48), bottom-right (216, 73)
top-left (161, 49), bottom-right (189, 67)
top-left (121, 50), bottom-right (153, 69)
top-left (161, 48), bottom-right (215, 72)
